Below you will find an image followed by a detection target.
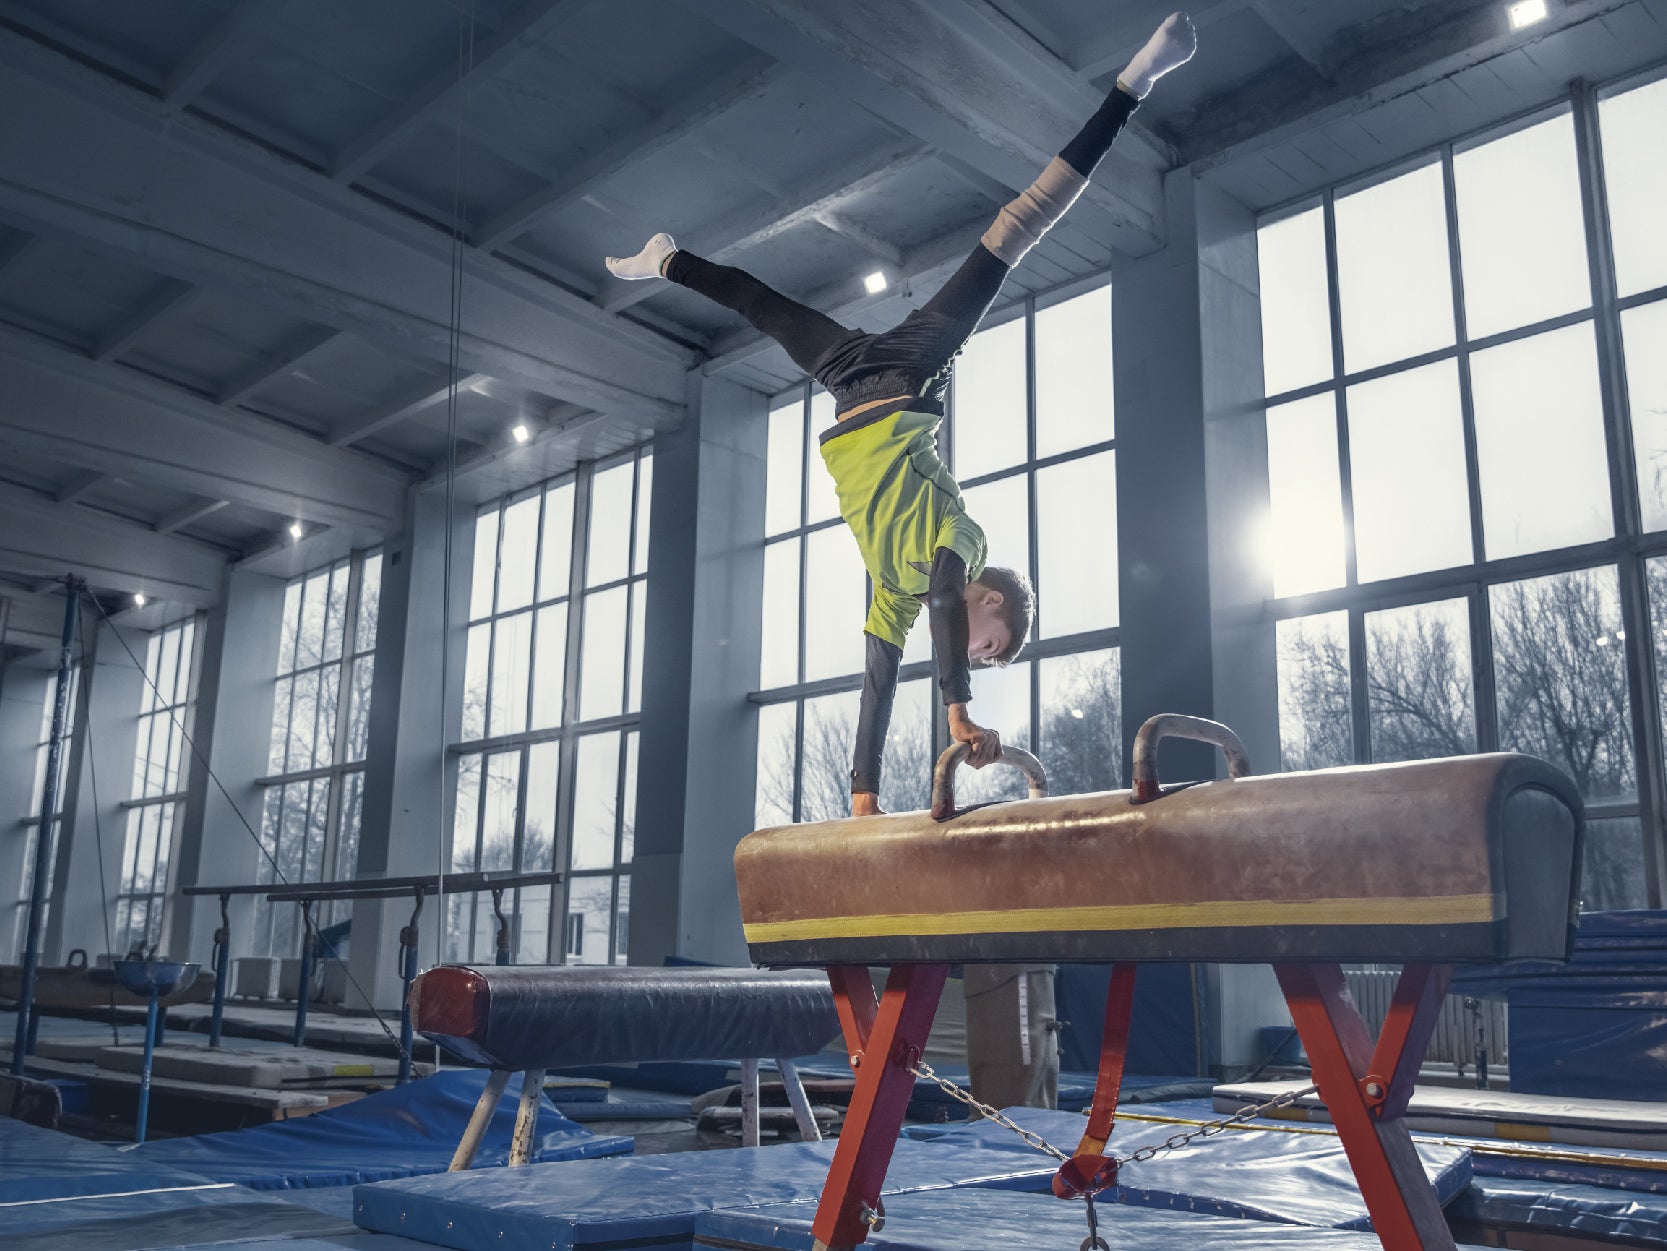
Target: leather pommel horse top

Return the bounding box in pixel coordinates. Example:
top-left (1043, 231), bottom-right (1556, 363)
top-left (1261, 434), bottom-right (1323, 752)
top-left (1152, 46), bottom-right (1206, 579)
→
top-left (735, 753), bottom-right (1583, 968)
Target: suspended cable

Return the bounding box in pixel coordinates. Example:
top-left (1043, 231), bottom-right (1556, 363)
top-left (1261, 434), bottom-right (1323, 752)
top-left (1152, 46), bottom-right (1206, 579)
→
top-left (81, 592), bottom-right (412, 1068)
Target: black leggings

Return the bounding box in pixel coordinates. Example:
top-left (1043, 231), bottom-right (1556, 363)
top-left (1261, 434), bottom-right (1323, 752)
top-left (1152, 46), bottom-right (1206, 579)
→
top-left (664, 83), bottom-right (1138, 412)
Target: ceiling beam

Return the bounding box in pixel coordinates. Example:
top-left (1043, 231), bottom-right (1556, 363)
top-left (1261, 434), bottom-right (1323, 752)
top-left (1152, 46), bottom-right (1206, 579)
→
top-left (1184, 0), bottom-right (1637, 169)
top-left (92, 278), bottom-right (198, 362)
top-left (0, 482), bottom-right (227, 606)
top-left (1251, 1), bottom-right (1337, 80)
top-left (0, 229), bottom-right (41, 278)
top-left (0, 322), bottom-right (410, 532)
top-left (162, 0), bottom-right (270, 109)
top-left (600, 141), bottom-right (926, 315)
top-left (155, 497), bottom-right (230, 535)
top-left (54, 470), bottom-right (108, 505)
top-left (216, 325), bottom-right (339, 408)
top-left (0, 26), bottom-right (691, 424)
top-left (418, 402), bottom-right (613, 491)
top-left (812, 211), bottom-right (904, 267)
top-left (475, 54), bottom-right (786, 250)
top-left (679, 0), bottom-right (1166, 254)
top-left (330, 0), bottom-right (596, 185)
top-left (327, 372), bottom-right (490, 448)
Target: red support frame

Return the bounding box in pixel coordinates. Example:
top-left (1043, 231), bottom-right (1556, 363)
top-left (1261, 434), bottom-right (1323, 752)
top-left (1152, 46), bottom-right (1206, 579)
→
top-left (812, 963), bottom-right (948, 1251)
top-left (810, 960), bottom-right (1456, 1251)
top-left (1274, 962), bottom-right (1457, 1251)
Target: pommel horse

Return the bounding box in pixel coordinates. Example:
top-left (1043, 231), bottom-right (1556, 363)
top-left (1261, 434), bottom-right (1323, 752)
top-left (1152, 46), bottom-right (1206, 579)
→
top-left (734, 714), bottom-right (1584, 1251)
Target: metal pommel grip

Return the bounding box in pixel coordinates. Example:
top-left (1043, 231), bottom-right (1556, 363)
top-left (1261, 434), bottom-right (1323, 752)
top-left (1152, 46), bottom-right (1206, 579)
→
top-left (1130, 713), bottom-right (1252, 802)
top-left (930, 742), bottom-right (1048, 820)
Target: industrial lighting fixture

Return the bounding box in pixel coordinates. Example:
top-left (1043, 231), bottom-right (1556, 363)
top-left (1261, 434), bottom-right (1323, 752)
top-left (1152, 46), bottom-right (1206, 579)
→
top-left (1507, 0), bottom-right (1548, 29)
top-left (133, 592), bottom-right (147, 608)
top-left (288, 520), bottom-right (304, 540)
top-left (512, 423), bottom-right (530, 444)
top-left (864, 270), bottom-right (888, 294)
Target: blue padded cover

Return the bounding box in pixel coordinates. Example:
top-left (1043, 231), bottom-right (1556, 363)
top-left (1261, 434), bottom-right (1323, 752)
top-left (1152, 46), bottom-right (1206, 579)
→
top-left (924, 1107), bottom-right (1470, 1224)
top-left (0, 1116), bottom-right (211, 1202)
top-left (130, 1069), bottom-right (630, 1189)
top-left (3, 1182), bottom-right (353, 1248)
top-left (693, 1188), bottom-right (1422, 1251)
top-left (1450, 1178), bottom-right (1667, 1245)
top-left (418, 965), bottom-right (840, 1070)
top-left (353, 1137), bottom-right (1059, 1250)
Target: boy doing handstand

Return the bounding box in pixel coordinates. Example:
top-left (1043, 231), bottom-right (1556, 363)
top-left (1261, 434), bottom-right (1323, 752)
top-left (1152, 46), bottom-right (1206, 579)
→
top-left (607, 15), bottom-right (1196, 816)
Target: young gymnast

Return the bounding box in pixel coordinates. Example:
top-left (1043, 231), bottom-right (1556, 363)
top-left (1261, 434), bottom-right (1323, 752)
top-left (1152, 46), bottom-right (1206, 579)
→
top-left (607, 14), bottom-right (1197, 815)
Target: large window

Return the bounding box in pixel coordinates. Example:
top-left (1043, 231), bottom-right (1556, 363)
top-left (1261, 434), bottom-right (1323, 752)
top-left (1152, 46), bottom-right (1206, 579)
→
top-left (755, 282), bottom-right (1124, 824)
top-left (116, 618), bottom-right (198, 955)
top-left (451, 448), bottom-right (651, 965)
top-left (7, 670), bottom-right (81, 962)
top-left (1260, 76), bottom-right (1667, 911)
top-left (251, 552), bottom-right (382, 956)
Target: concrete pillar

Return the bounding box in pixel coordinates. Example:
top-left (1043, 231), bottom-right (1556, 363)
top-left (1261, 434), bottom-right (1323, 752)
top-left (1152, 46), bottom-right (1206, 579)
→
top-left (349, 489), bottom-right (473, 1010)
top-left (166, 572), bottom-right (285, 964)
top-left (631, 370), bottom-right (768, 967)
top-left (0, 666), bottom-right (49, 964)
top-left (1114, 171), bottom-right (1286, 1072)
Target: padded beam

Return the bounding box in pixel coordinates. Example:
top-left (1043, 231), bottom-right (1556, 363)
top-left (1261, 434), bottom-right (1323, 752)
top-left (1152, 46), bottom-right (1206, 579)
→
top-left (412, 965), bottom-right (841, 1070)
top-left (736, 753), bottom-right (1584, 967)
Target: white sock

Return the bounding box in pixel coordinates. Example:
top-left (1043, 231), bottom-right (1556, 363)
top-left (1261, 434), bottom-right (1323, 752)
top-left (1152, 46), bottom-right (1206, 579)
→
top-left (1118, 12), bottom-right (1197, 99)
top-left (605, 232), bottom-right (677, 281)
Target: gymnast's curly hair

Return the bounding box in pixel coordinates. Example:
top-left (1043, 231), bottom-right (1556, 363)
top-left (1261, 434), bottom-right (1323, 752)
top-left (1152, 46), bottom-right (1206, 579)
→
top-left (975, 566), bottom-right (1035, 666)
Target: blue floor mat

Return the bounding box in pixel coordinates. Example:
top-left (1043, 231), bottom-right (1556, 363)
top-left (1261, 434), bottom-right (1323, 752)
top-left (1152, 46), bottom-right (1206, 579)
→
top-left (692, 1188), bottom-right (1464, 1251)
top-left (353, 1136), bottom-right (1060, 1250)
top-left (129, 1069), bottom-right (631, 1189)
top-left (1451, 1178), bottom-right (1667, 1245)
top-left (0, 1115), bottom-right (207, 1203)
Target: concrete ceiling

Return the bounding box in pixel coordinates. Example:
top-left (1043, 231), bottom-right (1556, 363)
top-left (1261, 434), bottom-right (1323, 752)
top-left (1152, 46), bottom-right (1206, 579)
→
top-left (0, 0), bottom-right (1662, 661)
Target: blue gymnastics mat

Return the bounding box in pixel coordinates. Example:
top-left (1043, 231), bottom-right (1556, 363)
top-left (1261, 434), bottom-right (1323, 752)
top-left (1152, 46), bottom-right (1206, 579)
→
top-left (353, 1135), bottom-right (1060, 1250)
top-left (1450, 1177), bottom-right (1667, 1246)
top-left (0, 1114), bottom-right (209, 1203)
top-left (692, 1188), bottom-right (1487, 1251)
top-left (3, 1179), bottom-right (356, 1249)
top-left (915, 1106), bottom-right (1470, 1226)
top-left (131, 1068), bottom-right (631, 1189)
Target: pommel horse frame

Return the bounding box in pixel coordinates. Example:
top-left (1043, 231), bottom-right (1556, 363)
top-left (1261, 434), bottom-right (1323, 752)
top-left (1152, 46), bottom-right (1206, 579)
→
top-left (734, 715), bottom-right (1586, 1251)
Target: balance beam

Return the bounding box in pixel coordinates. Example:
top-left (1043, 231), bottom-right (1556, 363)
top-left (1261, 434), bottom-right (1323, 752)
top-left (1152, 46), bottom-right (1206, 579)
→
top-left (411, 964), bottom-right (842, 1160)
top-left (733, 714), bottom-right (1585, 1251)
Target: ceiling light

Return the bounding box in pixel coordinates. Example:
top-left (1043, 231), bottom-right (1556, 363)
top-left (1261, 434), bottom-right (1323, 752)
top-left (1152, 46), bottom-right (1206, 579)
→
top-left (288, 521), bottom-right (304, 540)
top-left (512, 423), bottom-right (530, 444)
top-left (864, 271), bottom-right (888, 294)
top-left (1508, 0), bottom-right (1547, 29)
top-left (133, 592), bottom-right (147, 608)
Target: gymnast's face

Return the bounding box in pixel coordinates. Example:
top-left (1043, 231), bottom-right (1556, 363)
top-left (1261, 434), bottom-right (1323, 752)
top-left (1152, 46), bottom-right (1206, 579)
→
top-left (966, 586), bottom-right (1011, 665)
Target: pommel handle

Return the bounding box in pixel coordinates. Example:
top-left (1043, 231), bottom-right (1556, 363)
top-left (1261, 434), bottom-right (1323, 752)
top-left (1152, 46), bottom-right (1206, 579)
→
top-left (1130, 713), bottom-right (1251, 802)
top-left (930, 742), bottom-right (1048, 821)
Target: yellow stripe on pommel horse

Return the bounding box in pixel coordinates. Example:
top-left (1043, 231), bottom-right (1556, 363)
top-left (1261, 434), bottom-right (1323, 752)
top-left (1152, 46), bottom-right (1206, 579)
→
top-left (733, 714), bottom-right (1585, 1251)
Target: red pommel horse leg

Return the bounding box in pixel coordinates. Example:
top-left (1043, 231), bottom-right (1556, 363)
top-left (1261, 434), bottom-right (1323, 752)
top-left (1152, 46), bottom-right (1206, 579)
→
top-left (811, 963), bottom-right (948, 1251)
top-left (809, 959), bottom-right (1458, 1251)
top-left (1275, 961), bottom-right (1458, 1251)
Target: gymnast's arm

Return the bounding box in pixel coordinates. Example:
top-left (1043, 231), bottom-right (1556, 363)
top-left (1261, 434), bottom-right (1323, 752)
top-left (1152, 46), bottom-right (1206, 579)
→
top-left (927, 549), bottom-right (1000, 767)
top-left (851, 632), bottom-right (902, 817)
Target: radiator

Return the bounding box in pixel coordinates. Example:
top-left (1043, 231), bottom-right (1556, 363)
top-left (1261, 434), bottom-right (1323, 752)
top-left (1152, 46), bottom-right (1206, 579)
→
top-left (1342, 967), bottom-right (1507, 1076)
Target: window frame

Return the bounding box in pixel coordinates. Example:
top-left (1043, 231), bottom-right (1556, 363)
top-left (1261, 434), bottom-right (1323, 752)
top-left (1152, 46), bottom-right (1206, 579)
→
top-left (1256, 74), bottom-right (1667, 907)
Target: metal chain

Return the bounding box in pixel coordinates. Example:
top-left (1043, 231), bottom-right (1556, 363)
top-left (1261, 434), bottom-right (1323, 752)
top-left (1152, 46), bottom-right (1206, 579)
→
top-left (909, 1062), bottom-right (1320, 1169)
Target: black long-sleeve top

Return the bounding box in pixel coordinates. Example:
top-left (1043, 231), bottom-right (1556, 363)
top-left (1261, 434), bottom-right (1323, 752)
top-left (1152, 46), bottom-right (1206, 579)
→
top-left (851, 547), bottom-right (972, 794)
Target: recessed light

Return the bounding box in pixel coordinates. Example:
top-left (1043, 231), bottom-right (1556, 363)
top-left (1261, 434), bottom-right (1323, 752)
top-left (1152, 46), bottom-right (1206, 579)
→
top-left (133, 592), bottom-right (147, 608)
top-left (1508, 0), bottom-right (1547, 30)
top-left (512, 423), bottom-right (530, 444)
top-left (288, 521), bottom-right (304, 540)
top-left (864, 271), bottom-right (888, 294)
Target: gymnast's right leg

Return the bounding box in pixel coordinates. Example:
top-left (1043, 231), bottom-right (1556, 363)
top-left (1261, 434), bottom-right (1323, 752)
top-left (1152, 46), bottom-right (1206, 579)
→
top-left (605, 233), bottom-right (856, 377)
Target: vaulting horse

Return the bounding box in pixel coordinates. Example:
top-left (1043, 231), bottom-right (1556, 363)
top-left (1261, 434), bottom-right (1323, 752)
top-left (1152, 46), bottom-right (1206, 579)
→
top-left (733, 714), bottom-right (1585, 1251)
